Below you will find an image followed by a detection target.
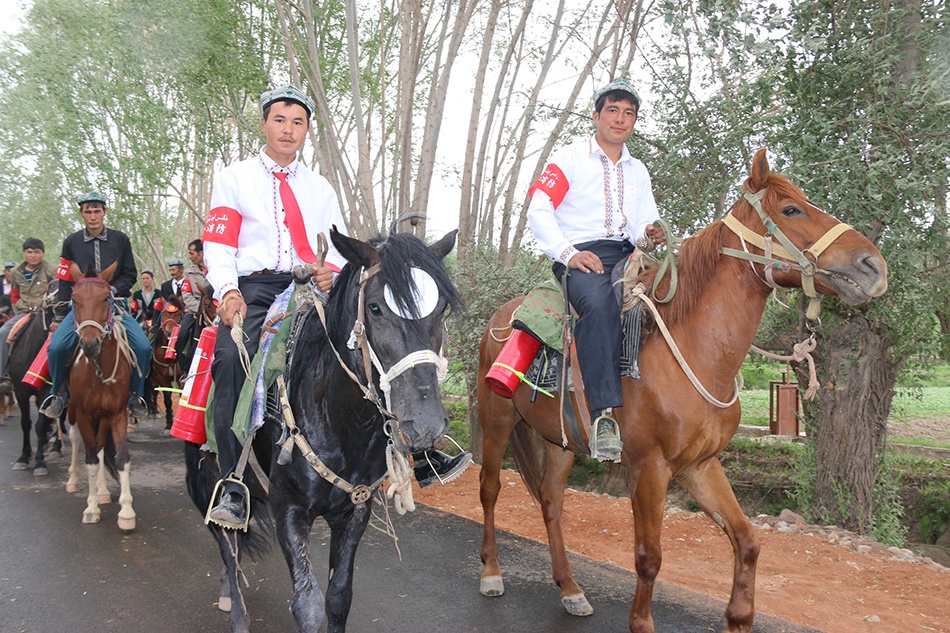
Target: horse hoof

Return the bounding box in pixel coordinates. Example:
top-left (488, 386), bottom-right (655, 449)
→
top-left (99, 494), bottom-right (111, 505)
top-left (217, 596), bottom-right (232, 612)
top-left (34, 466), bottom-right (49, 477)
top-left (480, 575), bottom-right (505, 597)
top-left (118, 516), bottom-right (136, 532)
top-left (66, 483), bottom-right (79, 493)
top-left (561, 593), bottom-right (593, 616)
top-left (13, 460), bottom-right (29, 471)
top-left (83, 512), bottom-right (101, 524)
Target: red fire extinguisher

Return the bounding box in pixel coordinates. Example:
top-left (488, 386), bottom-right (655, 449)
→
top-left (484, 328), bottom-right (543, 398)
top-left (23, 332), bottom-right (54, 390)
top-left (164, 325), bottom-right (180, 361)
top-left (170, 326), bottom-right (217, 443)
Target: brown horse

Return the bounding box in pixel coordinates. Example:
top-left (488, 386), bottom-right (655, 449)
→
top-left (150, 295), bottom-right (184, 432)
top-left (65, 262), bottom-right (136, 531)
top-left (477, 149), bottom-right (888, 633)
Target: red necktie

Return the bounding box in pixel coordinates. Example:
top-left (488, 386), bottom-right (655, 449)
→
top-left (275, 172), bottom-right (318, 263)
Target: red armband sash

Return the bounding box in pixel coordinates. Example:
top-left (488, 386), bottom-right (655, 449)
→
top-left (10, 289), bottom-right (20, 304)
top-left (56, 258), bottom-right (74, 282)
top-left (180, 278), bottom-right (192, 294)
top-left (528, 164), bottom-right (569, 209)
top-left (202, 206), bottom-right (243, 248)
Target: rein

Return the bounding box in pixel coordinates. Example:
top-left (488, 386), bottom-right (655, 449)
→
top-left (72, 278), bottom-right (141, 384)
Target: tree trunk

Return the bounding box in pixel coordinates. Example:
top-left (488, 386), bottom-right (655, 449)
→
top-left (808, 315), bottom-right (901, 534)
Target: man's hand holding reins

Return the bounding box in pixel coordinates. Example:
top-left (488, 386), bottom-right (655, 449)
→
top-left (312, 265), bottom-right (334, 293)
top-left (645, 223), bottom-right (667, 247)
top-left (219, 290), bottom-right (246, 328)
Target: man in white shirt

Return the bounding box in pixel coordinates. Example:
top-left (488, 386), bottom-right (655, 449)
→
top-left (526, 78), bottom-right (665, 460)
top-left (204, 85), bottom-right (468, 528)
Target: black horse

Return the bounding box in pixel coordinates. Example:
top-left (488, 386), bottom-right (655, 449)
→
top-left (8, 281), bottom-right (63, 475)
top-left (185, 225), bottom-right (463, 633)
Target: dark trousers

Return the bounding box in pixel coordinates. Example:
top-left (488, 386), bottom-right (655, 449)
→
top-left (553, 239), bottom-right (633, 412)
top-left (175, 313), bottom-right (196, 373)
top-left (211, 273), bottom-right (292, 476)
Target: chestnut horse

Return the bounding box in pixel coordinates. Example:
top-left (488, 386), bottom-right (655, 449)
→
top-left (150, 295), bottom-right (183, 432)
top-left (477, 149), bottom-right (888, 633)
top-left (65, 262), bottom-right (137, 531)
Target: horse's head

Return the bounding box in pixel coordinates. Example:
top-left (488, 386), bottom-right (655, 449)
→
top-left (160, 295), bottom-right (184, 335)
top-left (69, 261), bottom-right (118, 359)
top-left (330, 225), bottom-right (463, 451)
top-left (729, 148), bottom-right (888, 308)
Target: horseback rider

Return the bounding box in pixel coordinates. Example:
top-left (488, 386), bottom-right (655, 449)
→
top-left (173, 239), bottom-right (211, 371)
top-left (204, 85), bottom-right (470, 528)
top-left (0, 238), bottom-right (58, 393)
top-left (526, 78), bottom-right (666, 460)
top-left (131, 269), bottom-right (160, 327)
top-left (38, 191), bottom-right (153, 419)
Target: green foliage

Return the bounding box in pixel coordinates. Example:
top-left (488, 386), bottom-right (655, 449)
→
top-left (869, 459), bottom-right (909, 547)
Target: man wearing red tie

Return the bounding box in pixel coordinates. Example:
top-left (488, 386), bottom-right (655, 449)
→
top-left (203, 86), bottom-right (466, 528)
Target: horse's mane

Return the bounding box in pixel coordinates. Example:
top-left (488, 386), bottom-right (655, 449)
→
top-left (82, 262), bottom-right (99, 279)
top-left (642, 171), bottom-right (804, 328)
top-left (164, 294), bottom-right (185, 312)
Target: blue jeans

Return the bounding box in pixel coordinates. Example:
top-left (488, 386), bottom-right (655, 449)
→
top-left (48, 307), bottom-right (152, 403)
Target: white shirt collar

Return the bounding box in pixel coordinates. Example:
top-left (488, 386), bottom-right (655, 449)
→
top-left (588, 135), bottom-right (632, 164)
top-left (257, 147), bottom-right (300, 177)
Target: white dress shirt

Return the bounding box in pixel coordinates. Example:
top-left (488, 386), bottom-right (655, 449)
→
top-left (527, 135), bottom-right (659, 265)
top-left (203, 148), bottom-right (348, 300)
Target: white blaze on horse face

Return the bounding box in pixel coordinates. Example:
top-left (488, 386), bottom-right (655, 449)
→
top-left (383, 268), bottom-right (439, 319)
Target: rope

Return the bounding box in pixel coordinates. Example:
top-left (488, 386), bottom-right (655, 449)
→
top-left (630, 284), bottom-right (741, 408)
top-left (385, 443), bottom-right (415, 515)
top-left (750, 338), bottom-right (821, 401)
top-left (230, 312), bottom-right (252, 382)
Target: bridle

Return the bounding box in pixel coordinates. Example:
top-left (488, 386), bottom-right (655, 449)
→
top-left (314, 262), bottom-right (448, 450)
top-left (73, 278), bottom-right (116, 348)
top-left (720, 188), bottom-right (854, 323)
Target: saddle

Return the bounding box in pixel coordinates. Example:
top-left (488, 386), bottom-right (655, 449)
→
top-left (6, 312), bottom-right (37, 347)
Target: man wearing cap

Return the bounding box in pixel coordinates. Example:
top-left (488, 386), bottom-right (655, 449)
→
top-left (39, 192), bottom-right (153, 420)
top-left (2, 262), bottom-right (14, 297)
top-left (203, 85), bottom-right (470, 528)
top-left (161, 258), bottom-right (185, 300)
top-left (526, 78), bottom-right (665, 461)
top-left (0, 238), bottom-right (58, 393)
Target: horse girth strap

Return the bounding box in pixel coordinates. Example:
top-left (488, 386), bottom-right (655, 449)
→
top-left (275, 375), bottom-right (384, 505)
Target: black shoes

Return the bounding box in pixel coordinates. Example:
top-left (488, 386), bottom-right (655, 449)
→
top-left (590, 409), bottom-right (623, 463)
top-left (128, 396), bottom-right (148, 419)
top-left (0, 375), bottom-right (12, 394)
top-left (39, 395), bottom-right (65, 418)
top-left (206, 479), bottom-right (250, 530)
top-left (413, 449), bottom-right (473, 489)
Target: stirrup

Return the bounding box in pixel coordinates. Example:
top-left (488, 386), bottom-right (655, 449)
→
top-left (589, 413), bottom-right (622, 464)
top-left (205, 474), bottom-right (250, 531)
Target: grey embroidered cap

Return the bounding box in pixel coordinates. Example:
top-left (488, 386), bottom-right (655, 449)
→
top-left (167, 258), bottom-right (184, 267)
top-left (260, 85), bottom-right (315, 118)
top-left (593, 78), bottom-right (641, 109)
top-left (75, 191), bottom-right (108, 207)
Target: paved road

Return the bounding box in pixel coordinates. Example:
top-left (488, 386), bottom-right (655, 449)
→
top-left (0, 409), bottom-right (822, 633)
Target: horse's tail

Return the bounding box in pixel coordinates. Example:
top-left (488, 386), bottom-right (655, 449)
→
top-left (509, 420), bottom-right (547, 504)
top-left (182, 441), bottom-right (272, 558)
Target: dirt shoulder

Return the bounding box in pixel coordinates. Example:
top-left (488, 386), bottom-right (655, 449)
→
top-left (416, 465), bottom-right (949, 633)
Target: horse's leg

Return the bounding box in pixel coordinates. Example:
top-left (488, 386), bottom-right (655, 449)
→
top-left (627, 458), bottom-right (672, 633)
top-left (275, 501), bottom-right (325, 633)
top-left (538, 442), bottom-right (590, 616)
top-left (215, 529), bottom-right (250, 633)
top-left (32, 411), bottom-right (51, 476)
top-left (112, 414), bottom-right (135, 531)
top-left (96, 450), bottom-right (111, 505)
top-left (13, 394), bottom-right (32, 469)
top-left (163, 390), bottom-right (173, 431)
top-left (66, 423), bottom-right (81, 493)
top-left (217, 563), bottom-right (232, 612)
top-left (83, 450), bottom-right (103, 524)
top-left (679, 458), bottom-right (759, 633)
top-left (325, 504), bottom-right (372, 633)
top-left (478, 398), bottom-right (519, 597)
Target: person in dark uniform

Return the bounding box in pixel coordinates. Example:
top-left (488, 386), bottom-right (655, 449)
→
top-left (131, 269), bottom-right (160, 327)
top-left (160, 258), bottom-right (185, 300)
top-left (38, 191), bottom-right (152, 419)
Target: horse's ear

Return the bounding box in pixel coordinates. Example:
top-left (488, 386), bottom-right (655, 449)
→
top-left (69, 263), bottom-right (82, 282)
top-left (330, 225), bottom-right (378, 268)
top-left (429, 229), bottom-right (458, 261)
top-left (100, 261), bottom-right (118, 283)
top-left (746, 148), bottom-right (770, 193)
